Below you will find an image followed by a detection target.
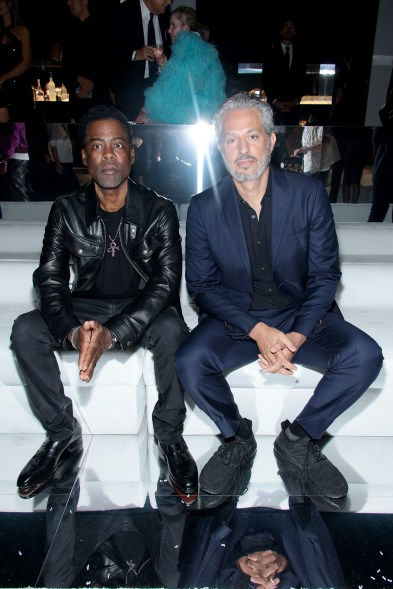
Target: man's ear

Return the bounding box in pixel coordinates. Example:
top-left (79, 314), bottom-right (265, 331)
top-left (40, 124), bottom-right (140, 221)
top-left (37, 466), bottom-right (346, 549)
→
top-left (270, 132), bottom-right (277, 152)
top-left (130, 146), bottom-right (135, 165)
top-left (81, 149), bottom-right (87, 166)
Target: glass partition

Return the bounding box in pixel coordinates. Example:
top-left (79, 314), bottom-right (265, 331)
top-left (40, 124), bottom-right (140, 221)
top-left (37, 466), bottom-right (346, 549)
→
top-left (0, 121), bottom-right (377, 218)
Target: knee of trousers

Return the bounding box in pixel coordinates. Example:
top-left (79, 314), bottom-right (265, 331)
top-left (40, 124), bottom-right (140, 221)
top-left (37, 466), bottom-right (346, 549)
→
top-left (343, 337), bottom-right (384, 382)
top-left (175, 340), bottom-right (220, 390)
top-left (11, 313), bottom-right (34, 346)
top-left (11, 310), bottom-right (46, 349)
top-left (148, 311), bottom-right (189, 349)
top-left (362, 340), bottom-right (384, 380)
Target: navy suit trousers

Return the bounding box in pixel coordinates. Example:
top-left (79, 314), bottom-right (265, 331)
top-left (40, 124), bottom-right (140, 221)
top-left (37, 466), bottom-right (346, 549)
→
top-left (175, 308), bottom-right (383, 439)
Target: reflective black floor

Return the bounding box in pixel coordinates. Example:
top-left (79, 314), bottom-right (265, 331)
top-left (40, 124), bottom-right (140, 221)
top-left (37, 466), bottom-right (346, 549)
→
top-left (2, 437), bottom-right (393, 589)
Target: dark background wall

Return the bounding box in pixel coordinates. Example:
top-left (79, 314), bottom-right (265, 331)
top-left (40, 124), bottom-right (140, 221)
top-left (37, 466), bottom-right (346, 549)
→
top-left (20, 0), bottom-right (380, 68)
top-left (196, 0), bottom-right (379, 65)
top-left (18, 0), bottom-right (120, 60)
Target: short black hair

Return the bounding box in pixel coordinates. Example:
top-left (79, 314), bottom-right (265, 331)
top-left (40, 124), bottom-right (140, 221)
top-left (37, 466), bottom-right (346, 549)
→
top-left (78, 104), bottom-right (133, 148)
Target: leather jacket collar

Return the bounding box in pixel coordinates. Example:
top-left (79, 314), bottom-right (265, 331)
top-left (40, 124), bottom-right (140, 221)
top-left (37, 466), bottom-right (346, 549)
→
top-left (85, 178), bottom-right (145, 228)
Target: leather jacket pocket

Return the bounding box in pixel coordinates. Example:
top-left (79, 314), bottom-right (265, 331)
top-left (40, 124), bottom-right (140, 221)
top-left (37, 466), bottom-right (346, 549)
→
top-left (65, 234), bottom-right (103, 258)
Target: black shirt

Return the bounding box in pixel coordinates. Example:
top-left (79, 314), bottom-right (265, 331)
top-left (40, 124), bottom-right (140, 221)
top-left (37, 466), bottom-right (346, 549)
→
top-left (237, 181), bottom-right (293, 311)
top-left (85, 206), bottom-right (139, 299)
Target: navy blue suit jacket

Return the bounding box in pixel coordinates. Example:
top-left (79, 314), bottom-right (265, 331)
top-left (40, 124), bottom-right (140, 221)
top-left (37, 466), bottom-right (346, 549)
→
top-left (179, 501), bottom-right (345, 589)
top-left (185, 166), bottom-right (342, 338)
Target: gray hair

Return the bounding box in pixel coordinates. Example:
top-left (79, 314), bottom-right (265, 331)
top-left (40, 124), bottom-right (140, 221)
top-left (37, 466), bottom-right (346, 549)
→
top-left (213, 93), bottom-right (275, 142)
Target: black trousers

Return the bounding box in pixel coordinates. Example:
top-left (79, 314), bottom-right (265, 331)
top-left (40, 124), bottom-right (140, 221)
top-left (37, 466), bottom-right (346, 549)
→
top-left (11, 298), bottom-right (190, 443)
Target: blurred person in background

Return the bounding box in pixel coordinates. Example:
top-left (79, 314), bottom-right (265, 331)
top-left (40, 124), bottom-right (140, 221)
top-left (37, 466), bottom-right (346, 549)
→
top-left (141, 5), bottom-right (226, 125)
top-left (112, 0), bottom-right (171, 121)
top-left (0, 0), bottom-right (33, 121)
top-left (261, 18), bottom-right (307, 126)
top-left (0, 121), bottom-right (31, 201)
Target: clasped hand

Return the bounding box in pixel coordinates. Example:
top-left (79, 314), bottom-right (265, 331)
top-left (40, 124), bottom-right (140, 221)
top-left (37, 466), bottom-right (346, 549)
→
top-left (69, 320), bottom-right (112, 382)
top-left (237, 549), bottom-right (288, 588)
top-left (249, 323), bottom-right (306, 375)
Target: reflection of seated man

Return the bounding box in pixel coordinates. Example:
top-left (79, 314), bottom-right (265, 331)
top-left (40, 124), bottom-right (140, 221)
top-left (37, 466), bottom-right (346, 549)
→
top-left (41, 446), bottom-right (83, 588)
top-left (43, 460), bottom-right (161, 588)
top-left (44, 467), bottom-right (188, 589)
top-left (180, 497), bottom-right (345, 589)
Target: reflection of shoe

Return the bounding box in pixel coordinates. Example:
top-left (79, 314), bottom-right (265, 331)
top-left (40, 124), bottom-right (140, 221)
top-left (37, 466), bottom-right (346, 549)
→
top-left (17, 421), bottom-right (82, 499)
top-left (290, 493), bottom-right (347, 513)
top-left (158, 437), bottom-right (198, 505)
top-left (274, 420), bottom-right (348, 500)
top-left (199, 418), bottom-right (256, 507)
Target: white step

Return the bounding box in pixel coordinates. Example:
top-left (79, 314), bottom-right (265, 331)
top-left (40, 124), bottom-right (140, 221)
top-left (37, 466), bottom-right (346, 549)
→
top-left (0, 428), bottom-right (150, 512)
top-left (147, 434), bottom-right (393, 487)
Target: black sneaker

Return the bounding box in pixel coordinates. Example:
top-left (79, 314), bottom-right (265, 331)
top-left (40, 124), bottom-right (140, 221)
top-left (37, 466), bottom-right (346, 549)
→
top-left (199, 418), bottom-right (257, 505)
top-left (274, 420), bottom-right (348, 500)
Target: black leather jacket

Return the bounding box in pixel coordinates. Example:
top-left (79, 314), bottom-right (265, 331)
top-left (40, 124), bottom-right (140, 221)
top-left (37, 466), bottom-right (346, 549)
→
top-left (33, 179), bottom-right (182, 350)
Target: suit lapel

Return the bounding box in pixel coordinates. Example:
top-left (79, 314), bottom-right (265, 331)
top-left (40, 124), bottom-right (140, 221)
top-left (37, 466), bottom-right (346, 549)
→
top-left (219, 177), bottom-right (252, 278)
top-left (270, 167), bottom-right (291, 268)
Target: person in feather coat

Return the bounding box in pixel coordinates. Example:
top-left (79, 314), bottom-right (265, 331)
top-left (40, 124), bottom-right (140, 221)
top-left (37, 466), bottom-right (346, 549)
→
top-left (143, 5), bottom-right (226, 125)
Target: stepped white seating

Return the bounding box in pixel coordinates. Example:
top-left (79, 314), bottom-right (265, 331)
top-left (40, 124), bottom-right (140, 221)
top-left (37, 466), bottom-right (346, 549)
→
top-left (2, 200), bottom-right (393, 224)
top-left (1, 213), bottom-right (393, 512)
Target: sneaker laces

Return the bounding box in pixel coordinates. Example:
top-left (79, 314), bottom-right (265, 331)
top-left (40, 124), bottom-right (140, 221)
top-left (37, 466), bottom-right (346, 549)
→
top-left (214, 439), bottom-right (239, 466)
top-left (309, 441), bottom-right (327, 462)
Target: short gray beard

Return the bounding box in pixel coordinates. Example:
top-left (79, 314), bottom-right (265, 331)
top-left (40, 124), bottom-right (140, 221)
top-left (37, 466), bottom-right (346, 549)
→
top-left (221, 139), bottom-right (272, 182)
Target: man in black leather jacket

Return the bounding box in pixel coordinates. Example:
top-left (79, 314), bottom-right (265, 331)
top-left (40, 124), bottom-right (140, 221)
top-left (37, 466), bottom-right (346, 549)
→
top-left (11, 104), bottom-right (197, 503)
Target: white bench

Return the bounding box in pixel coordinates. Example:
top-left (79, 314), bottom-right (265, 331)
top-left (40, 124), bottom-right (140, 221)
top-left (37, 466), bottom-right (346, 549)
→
top-left (1, 218), bottom-right (393, 512)
top-left (2, 200), bottom-right (393, 223)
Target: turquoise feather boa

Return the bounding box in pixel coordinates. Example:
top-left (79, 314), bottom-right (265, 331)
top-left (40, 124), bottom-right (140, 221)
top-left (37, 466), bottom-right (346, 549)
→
top-left (145, 31), bottom-right (226, 125)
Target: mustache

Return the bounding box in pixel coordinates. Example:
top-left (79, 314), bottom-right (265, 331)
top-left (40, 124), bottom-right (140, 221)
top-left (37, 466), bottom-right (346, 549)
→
top-left (101, 163), bottom-right (120, 170)
top-left (235, 154), bottom-right (257, 164)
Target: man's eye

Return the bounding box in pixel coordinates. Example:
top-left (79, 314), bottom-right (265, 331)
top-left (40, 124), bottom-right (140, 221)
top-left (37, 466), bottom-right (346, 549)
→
top-left (113, 142), bottom-right (124, 149)
top-left (92, 143), bottom-right (103, 149)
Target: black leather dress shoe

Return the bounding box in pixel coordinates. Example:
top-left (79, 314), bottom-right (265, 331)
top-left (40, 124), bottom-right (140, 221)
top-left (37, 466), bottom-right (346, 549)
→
top-left (158, 437), bottom-right (198, 505)
top-left (17, 421), bottom-right (82, 499)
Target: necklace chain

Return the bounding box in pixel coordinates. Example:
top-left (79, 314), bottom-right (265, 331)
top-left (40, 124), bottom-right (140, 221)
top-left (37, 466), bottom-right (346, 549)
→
top-left (107, 221), bottom-right (122, 257)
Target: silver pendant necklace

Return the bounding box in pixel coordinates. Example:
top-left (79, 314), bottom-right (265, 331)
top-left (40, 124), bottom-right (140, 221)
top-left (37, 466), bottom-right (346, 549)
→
top-left (107, 221), bottom-right (122, 257)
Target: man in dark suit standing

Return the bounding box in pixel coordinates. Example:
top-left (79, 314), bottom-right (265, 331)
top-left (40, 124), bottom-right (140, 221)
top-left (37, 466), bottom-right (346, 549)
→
top-left (261, 18), bottom-right (307, 125)
top-left (112, 0), bottom-right (171, 121)
top-left (175, 93), bottom-right (383, 509)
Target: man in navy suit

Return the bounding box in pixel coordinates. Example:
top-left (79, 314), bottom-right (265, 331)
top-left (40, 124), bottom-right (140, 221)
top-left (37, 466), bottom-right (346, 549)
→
top-left (112, 0), bottom-right (171, 121)
top-left (175, 93), bottom-right (383, 508)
